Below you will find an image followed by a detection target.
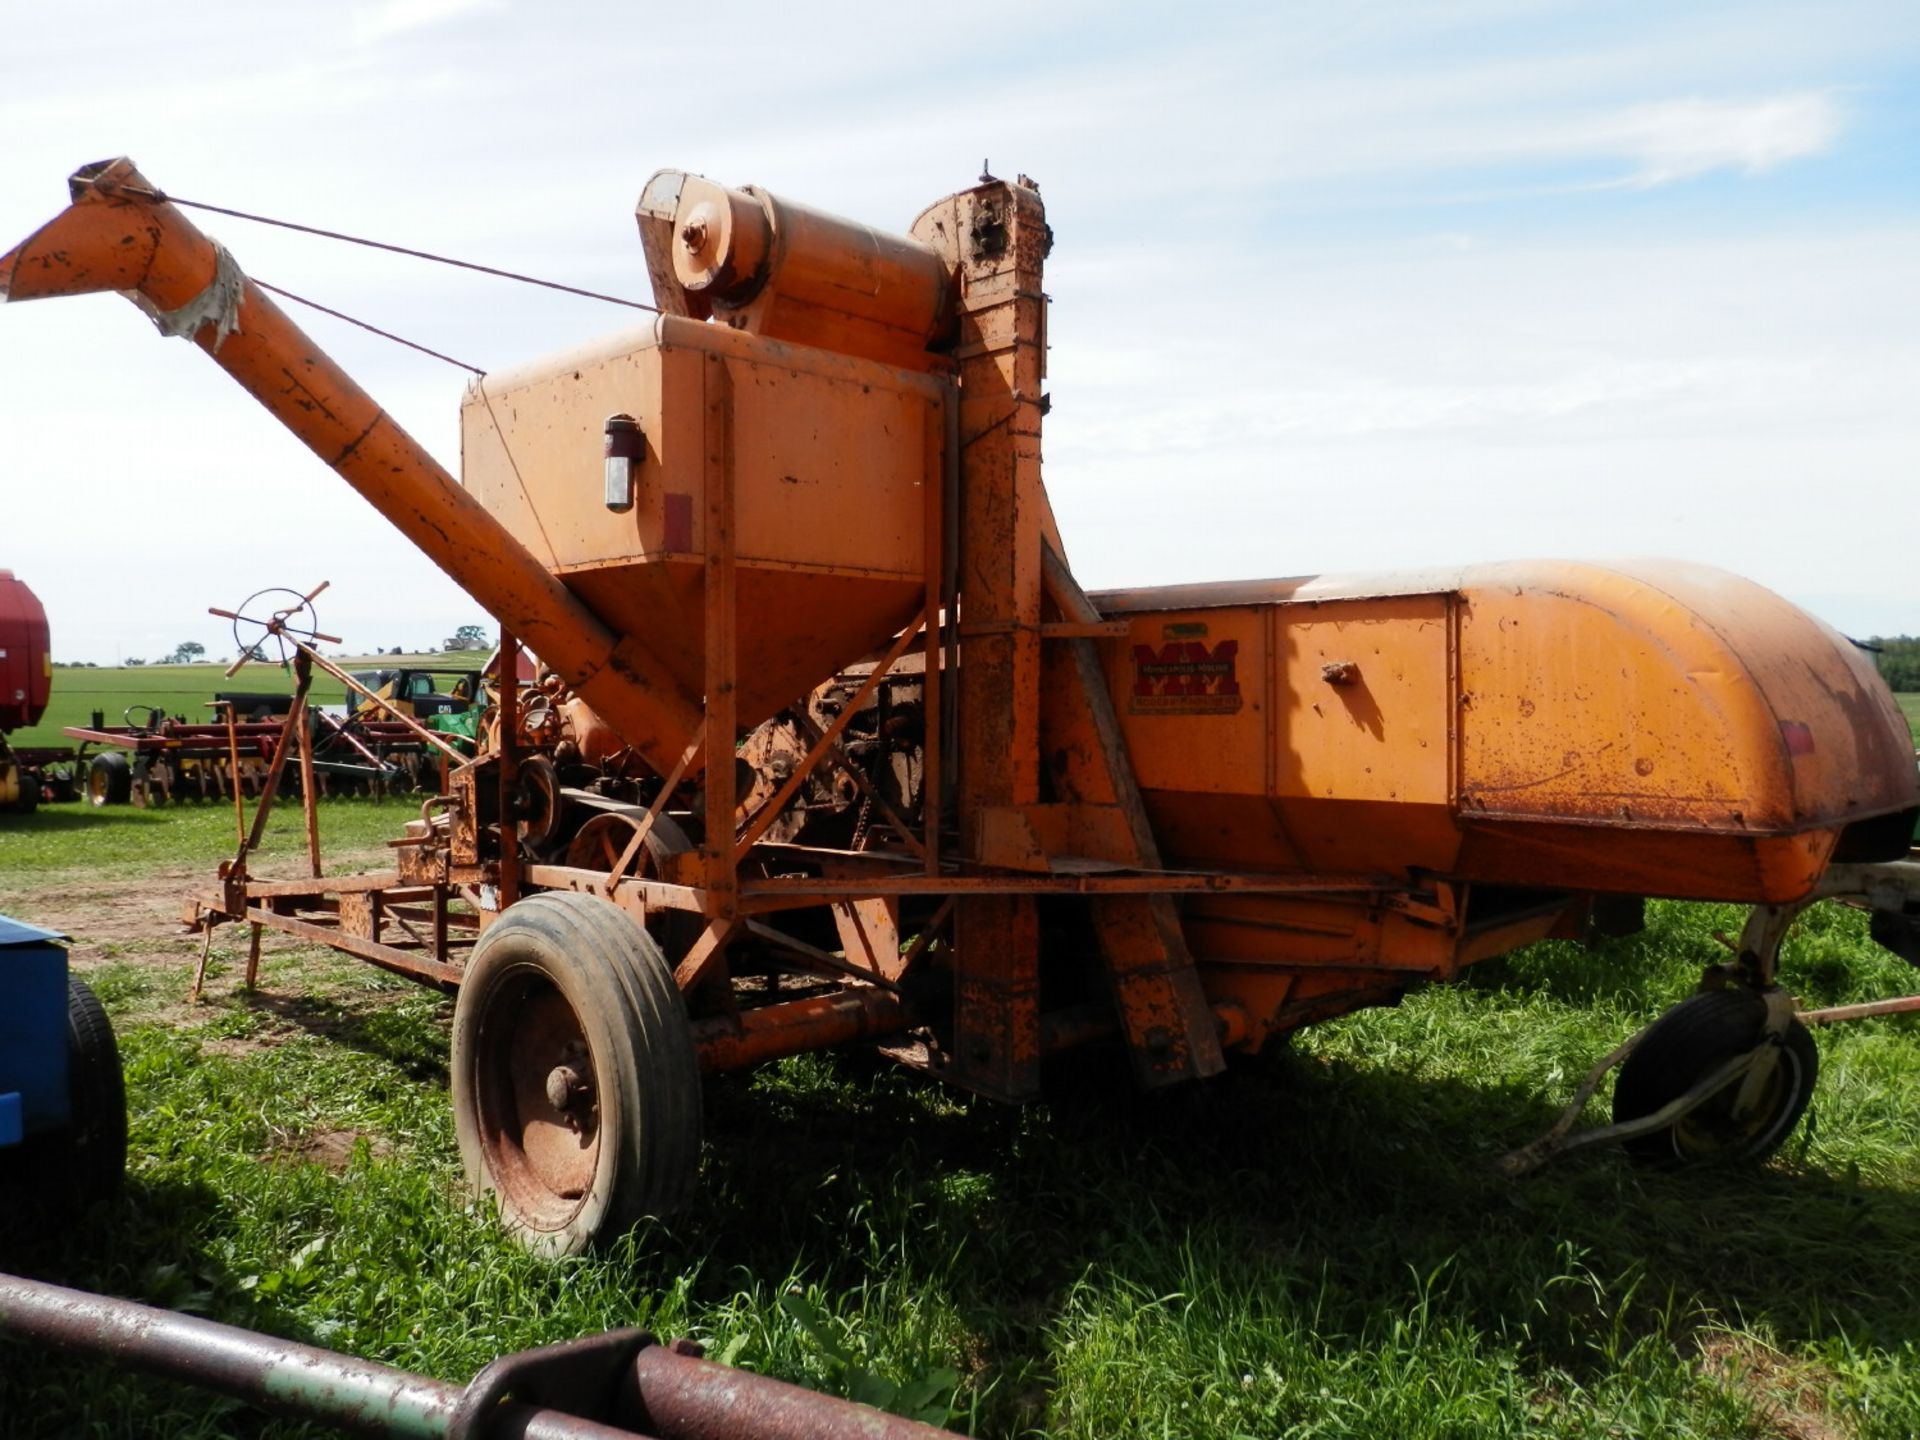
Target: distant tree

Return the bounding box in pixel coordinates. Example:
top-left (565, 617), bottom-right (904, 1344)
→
top-left (1868, 635), bottom-right (1920, 691)
top-left (444, 624), bottom-right (489, 652)
top-left (125, 657), bottom-right (146, 667)
top-left (165, 640), bottom-right (207, 665)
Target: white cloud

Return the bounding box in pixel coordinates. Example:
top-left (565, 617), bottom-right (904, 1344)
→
top-left (1600, 92), bottom-right (1845, 187)
top-left (353, 0), bottom-right (503, 44)
top-left (0, 2), bottom-right (1913, 657)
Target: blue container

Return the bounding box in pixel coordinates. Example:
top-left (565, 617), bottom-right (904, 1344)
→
top-left (0, 914), bottom-right (70, 1146)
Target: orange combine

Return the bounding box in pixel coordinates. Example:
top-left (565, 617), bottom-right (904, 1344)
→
top-left (4, 159), bottom-right (1916, 1254)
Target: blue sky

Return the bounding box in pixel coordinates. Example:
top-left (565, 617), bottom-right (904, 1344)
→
top-left (2, 0), bottom-right (1916, 662)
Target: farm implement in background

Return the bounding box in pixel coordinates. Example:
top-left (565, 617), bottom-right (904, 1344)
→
top-left (61, 588), bottom-right (479, 808)
top-left (2, 157), bottom-right (1918, 1263)
top-left (0, 569), bottom-right (72, 812)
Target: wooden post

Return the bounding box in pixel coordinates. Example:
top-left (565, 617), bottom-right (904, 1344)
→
top-left (243, 922), bottom-right (264, 991)
top-left (294, 656), bottom-right (322, 879)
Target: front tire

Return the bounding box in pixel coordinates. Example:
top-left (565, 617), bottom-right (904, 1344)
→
top-left (1612, 988), bottom-right (1817, 1165)
top-left (451, 892), bottom-right (702, 1257)
top-left (35, 978), bottom-right (129, 1207)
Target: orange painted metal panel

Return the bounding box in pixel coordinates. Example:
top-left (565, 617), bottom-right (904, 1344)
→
top-left (1107, 607), bottom-right (1270, 800)
top-left (1096, 561), bottom-right (1917, 905)
top-left (461, 314), bottom-right (936, 730)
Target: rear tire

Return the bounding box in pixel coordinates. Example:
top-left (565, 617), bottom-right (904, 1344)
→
top-left (86, 753), bottom-right (132, 807)
top-left (1612, 988), bottom-right (1817, 1165)
top-left (8, 775), bottom-right (36, 815)
top-left (452, 892), bottom-right (702, 1257)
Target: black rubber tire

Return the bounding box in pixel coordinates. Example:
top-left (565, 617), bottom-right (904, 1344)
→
top-left (1869, 908), bottom-right (1920, 969)
top-left (86, 752), bottom-right (133, 807)
top-left (451, 892), bottom-right (702, 1257)
top-left (9, 776), bottom-right (36, 816)
top-left (1612, 988), bottom-right (1817, 1165)
top-left (48, 978), bottom-right (129, 1206)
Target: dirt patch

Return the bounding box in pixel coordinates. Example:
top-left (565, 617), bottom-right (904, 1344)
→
top-left (0, 863), bottom-right (205, 956)
top-left (0, 849), bottom-right (407, 1034)
top-left (0, 845), bottom-right (394, 965)
top-left (269, 1126), bottom-right (393, 1172)
top-left (1697, 1333), bottom-right (1849, 1440)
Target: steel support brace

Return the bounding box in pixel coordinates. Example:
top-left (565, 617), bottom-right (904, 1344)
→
top-left (1039, 544), bottom-right (1225, 1087)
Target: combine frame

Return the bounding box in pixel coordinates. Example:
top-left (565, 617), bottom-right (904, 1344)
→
top-left (4, 158), bottom-right (1917, 1255)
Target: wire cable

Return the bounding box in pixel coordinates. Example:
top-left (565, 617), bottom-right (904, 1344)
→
top-left (253, 279), bottom-right (486, 375)
top-left (83, 178), bottom-right (662, 315)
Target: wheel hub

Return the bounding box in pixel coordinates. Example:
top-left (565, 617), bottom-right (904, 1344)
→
top-left (544, 1063), bottom-right (593, 1120)
top-left (477, 979), bottom-right (601, 1224)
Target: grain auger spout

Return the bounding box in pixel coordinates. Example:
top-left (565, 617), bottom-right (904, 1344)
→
top-left (0, 158), bottom-right (703, 775)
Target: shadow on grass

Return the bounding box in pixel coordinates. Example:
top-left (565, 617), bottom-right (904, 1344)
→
top-left (687, 1037), bottom-right (1919, 1388)
top-left (0, 805), bottom-right (175, 834)
top-left (241, 988), bottom-right (450, 1084)
top-left (0, 1173), bottom-right (339, 1437)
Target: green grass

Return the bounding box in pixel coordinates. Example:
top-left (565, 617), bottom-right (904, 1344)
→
top-left (0, 796), bottom-right (410, 875)
top-left (1, 809), bottom-right (1918, 1437)
top-left (12, 654), bottom-right (481, 750)
top-left (1896, 691), bottom-right (1919, 742)
top-left (13, 663), bottom-right (261, 748)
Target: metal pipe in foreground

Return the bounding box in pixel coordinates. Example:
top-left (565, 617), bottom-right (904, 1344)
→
top-left (0, 1273), bottom-right (618, 1438)
top-left (0, 1274), bottom-right (958, 1440)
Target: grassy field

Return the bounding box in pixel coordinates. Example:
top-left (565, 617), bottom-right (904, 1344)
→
top-left (11, 654), bottom-right (478, 751)
top-left (1897, 691), bottom-right (1920, 741)
top-left (1, 800), bottom-right (1918, 1437)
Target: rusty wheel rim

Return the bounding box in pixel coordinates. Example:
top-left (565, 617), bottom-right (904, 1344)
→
top-left (473, 970), bottom-right (600, 1232)
top-left (1671, 1047), bottom-right (1803, 1159)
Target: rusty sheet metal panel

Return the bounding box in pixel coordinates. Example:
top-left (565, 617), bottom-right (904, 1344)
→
top-left (1452, 560), bottom-right (1916, 833)
top-left (1275, 594), bottom-right (1452, 806)
top-left (1102, 593), bottom-right (1452, 807)
top-left (462, 316), bottom-right (938, 730)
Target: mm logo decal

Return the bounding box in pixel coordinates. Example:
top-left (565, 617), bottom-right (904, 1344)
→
top-left (1130, 639), bottom-right (1243, 715)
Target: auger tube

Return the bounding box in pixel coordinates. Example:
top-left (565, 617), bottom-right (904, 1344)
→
top-left (0, 158), bottom-right (703, 775)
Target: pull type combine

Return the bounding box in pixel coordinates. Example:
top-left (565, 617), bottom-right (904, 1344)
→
top-left (4, 159), bottom-right (1917, 1254)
